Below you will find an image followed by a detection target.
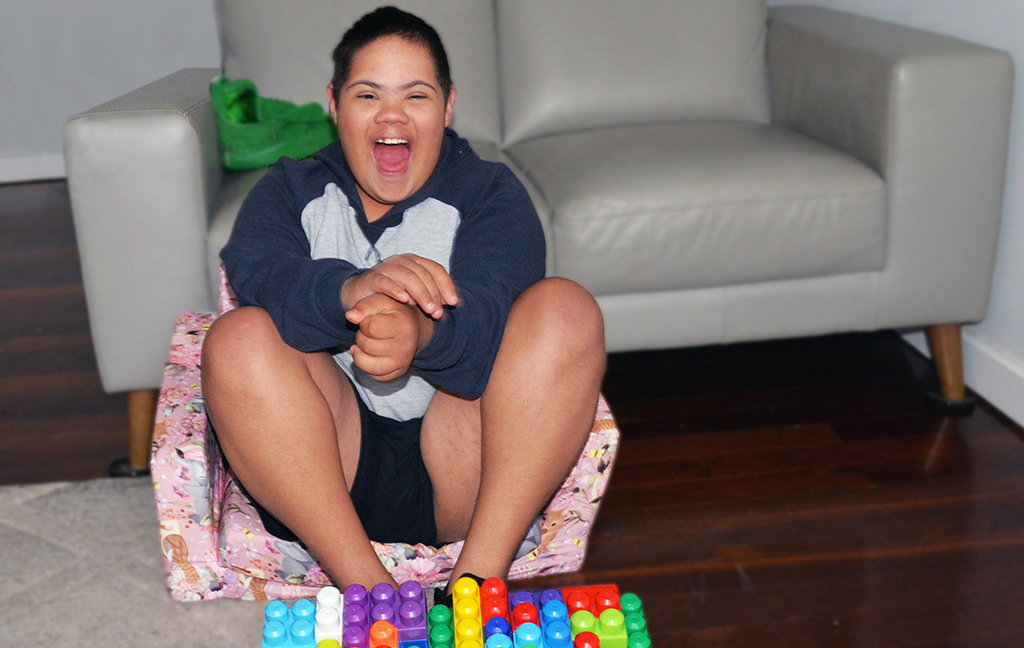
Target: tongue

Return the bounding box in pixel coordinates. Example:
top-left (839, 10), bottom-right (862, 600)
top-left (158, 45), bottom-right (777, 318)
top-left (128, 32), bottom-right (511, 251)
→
top-left (374, 143), bottom-right (411, 174)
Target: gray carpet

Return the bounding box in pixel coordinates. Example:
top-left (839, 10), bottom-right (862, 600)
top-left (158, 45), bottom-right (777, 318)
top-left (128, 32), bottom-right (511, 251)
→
top-left (0, 478), bottom-right (264, 647)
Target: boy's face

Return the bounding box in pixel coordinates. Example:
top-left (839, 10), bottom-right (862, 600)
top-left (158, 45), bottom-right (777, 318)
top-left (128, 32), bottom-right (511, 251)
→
top-left (328, 35), bottom-right (455, 221)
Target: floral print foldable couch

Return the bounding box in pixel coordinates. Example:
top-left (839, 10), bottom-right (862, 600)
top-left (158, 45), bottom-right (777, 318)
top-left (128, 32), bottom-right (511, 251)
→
top-left (151, 276), bottom-right (620, 602)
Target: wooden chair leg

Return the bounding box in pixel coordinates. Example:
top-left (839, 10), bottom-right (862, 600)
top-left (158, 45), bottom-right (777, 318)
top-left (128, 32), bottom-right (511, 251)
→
top-left (109, 388), bottom-right (159, 477)
top-left (925, 324), bottom-right (976, 411)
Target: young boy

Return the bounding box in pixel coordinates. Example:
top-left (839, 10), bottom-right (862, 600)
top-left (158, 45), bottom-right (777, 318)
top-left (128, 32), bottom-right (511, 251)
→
top-left (202, 6), bottom-right (605, 593)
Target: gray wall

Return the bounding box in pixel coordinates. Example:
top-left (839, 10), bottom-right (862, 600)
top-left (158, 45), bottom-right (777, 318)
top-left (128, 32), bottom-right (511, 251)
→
top-left (0, 0), bottom-right (220, 182)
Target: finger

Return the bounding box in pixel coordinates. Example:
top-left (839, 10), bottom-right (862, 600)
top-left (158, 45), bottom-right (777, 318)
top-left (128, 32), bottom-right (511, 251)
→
top-left (346, 308), bottom-right (365, 325)
top-left (408, 256), bottom-right (459, 307)
top-left (360, 273), bottom-right (411, 306)
top-left (347, 293), bottom-right (401, 327)
top-left (350, 344), bottom-right (405, 382)
top-left (392, 256), bottom-right (457, 315)
top-left (356, 308), bottom-right (404, 342)
top-left (354, 327), bottom-right (398, 356)
top-left (385, 259), bottom-right (444, 317)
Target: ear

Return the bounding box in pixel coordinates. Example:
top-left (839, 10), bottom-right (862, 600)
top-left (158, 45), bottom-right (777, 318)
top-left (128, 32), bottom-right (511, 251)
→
top-left (444, 85), bottom-right (457, 129)
top-left (326, 84), bottom-right (339, 122)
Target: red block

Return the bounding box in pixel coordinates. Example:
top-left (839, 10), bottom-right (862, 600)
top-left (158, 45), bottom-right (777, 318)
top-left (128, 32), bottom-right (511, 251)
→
top-left (480, 577), bottom-right (510, 624)
top-left (562, 585), bottom-right (621, 618)
top-left (511, 601), bottom-right (541, 631)
top-left (574, 631), bottom-right (602, 648)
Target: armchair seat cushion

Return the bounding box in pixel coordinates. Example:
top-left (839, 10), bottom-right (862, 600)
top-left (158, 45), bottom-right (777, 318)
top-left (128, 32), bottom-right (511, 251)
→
top-left (508, 121), bottom-right (886, 296)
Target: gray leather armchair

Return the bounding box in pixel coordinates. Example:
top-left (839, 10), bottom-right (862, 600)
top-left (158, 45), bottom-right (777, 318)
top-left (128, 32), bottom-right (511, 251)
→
top-left (65, 1), bottom-right (1013, 473)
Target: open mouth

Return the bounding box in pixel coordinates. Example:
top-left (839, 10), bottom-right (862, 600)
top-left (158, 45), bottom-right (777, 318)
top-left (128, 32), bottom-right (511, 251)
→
top-left (374, 138), bottom-right (411, 175)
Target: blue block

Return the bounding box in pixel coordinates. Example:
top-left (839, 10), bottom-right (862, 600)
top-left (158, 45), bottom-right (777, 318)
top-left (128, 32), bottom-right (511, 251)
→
top-left (262, 599), bottom-right (317, 648)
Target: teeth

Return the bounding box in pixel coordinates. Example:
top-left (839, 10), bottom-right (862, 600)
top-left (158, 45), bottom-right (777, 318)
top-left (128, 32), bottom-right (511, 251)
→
top-left (377, 138), bottom-right (408, 145)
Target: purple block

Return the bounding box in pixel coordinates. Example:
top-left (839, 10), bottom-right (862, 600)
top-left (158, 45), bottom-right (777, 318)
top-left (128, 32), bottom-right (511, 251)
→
top-left (370, 602), bottom-right (396, 625)
top-left (396, 600), bottom-right (428, 641)
top-left (342, 625), bottom-right (367, 648)
top-left (343, 604), bottom-right (368, 629)
top-left (344, 584), bottom-right (369, 610)
top-left (398, 581), bottom-right (424, 604)
top-left (510, 591), bottom-right (538, 609)
top-left (540, 589), bottom-right (564, 606)
top-left (371, 582), bottom-right (397, 608)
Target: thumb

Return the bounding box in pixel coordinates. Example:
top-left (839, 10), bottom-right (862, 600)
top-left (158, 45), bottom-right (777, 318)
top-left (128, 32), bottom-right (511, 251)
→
top-left (346, 307), bottom-right (366, 325)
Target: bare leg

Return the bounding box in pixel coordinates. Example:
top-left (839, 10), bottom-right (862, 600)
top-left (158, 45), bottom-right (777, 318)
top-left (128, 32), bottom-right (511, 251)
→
top-left (202, 306), bottom-right (394, 589)
top-left (421, 278), bottom-right (606, 586)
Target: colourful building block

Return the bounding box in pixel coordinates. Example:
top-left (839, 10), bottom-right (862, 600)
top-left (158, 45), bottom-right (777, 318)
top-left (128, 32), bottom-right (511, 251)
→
top-left (262, 598), bottom-right (317, 648)
top-left (369, 619), bottom-right (400, 648)
top-left (315, 586), bottom-right (346, 645)
top-left (572, 631), bottom-right (600, 648)
top-left (395, 581), bottom-right (429, 643)
top-left (561, 586), bottom-right (620, 620)
top-left (626, 632), bottom-right (652, 648)
top-left (538, 603), bottom-right (572, 648)
top-left (485, 636), bottom-right (512, 648)
top-left (595, 608), bottom-right (628, 648)
top-left (618, 593), bottom-right (643, 617)
top-left (569, 608), bottom-right (627, 648)
top-left (338, 582), bottom-right (428, 648)
top-left (509, 588), bottom-right (563, 611)
top-left (513, 621), bottom-right (543, 648)
top-left (451, 576), bottom-right (486, 647)
top-left (511, 601), bottom-right (541, 631)
top-left (428, 603), bottom-right (455, 648)
top-left (480, 578), bottom-right (512, 626)
top-left (484, 616), bottom-right (512, 642)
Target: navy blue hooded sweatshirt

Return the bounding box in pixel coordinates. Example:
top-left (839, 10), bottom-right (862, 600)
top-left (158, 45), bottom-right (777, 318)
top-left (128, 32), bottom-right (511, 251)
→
top-left (221, 129), bottom-right (545, 420)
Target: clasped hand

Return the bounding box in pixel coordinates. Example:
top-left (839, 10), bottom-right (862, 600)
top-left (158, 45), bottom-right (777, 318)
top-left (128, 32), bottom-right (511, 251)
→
top-left (342, 254), bottom-right (458, 381)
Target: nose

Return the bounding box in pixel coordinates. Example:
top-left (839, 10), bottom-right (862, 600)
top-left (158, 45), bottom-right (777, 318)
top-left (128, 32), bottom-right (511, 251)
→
top-left (375, 95), bottom-right (409, 125)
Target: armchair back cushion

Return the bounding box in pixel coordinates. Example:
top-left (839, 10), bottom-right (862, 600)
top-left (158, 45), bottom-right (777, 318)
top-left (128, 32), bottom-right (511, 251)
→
top-left (215, 0), bottom-right (502, 144)
top-left (497, 0), bottom-right (771, 145)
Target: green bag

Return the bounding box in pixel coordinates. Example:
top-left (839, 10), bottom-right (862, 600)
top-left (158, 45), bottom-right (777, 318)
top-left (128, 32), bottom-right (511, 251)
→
top-left (210, 76), bottom-right (338, 171)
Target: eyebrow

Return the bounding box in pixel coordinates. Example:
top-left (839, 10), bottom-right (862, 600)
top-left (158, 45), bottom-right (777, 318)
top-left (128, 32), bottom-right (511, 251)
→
top-left (345, 79), bottom-right (438, 93)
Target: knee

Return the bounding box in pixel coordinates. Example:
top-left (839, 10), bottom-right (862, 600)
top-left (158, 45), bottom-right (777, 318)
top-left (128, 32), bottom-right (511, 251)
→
top-left (514, 278), bottom-right (606, 366)
top-left (202, 307), bottom-right (281, 382)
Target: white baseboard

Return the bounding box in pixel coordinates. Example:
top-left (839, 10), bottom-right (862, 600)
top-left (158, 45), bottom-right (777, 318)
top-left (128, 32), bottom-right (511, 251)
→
top-left (0, 154), bottom-right (67, 184)
top-left (903, 329), bottom-right (1024, 427)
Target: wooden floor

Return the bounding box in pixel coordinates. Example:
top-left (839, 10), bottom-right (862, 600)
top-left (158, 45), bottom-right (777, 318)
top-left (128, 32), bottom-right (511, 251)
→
top-left (6, 179), bottom-right (1024, 646)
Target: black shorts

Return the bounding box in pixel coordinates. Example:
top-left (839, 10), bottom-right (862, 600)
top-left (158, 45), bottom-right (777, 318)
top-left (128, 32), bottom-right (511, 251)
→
top-left (226, 392), bottom-right (438, 548)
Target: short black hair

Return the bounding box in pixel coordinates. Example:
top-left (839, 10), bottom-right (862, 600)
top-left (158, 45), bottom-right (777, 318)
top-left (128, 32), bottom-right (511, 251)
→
top-left (331, 6), bottom-right (453, 103)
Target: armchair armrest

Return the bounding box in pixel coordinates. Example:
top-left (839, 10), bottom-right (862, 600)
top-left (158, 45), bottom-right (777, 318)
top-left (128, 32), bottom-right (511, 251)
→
top-left (65, 68), bottom-right (223, 392)
top-left (768, 8), bottom-right (1013, 327)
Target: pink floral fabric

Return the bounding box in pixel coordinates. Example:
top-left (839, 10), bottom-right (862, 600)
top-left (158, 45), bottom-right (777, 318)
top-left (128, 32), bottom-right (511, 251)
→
top-left (151, 272), bottom-right (619, 601)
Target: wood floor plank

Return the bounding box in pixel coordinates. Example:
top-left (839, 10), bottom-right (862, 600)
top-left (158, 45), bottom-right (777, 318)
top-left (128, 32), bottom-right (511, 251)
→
top-left (0, 370), bottom-right (123, 419)
top-left (614, 424), bottom-right (844, 465)
top-left (0, 245), bottom-right (82, 289)
top-left (0, 284), bottom-right (89, 338)
top-left (0, 333), bottom-right (100, 377)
